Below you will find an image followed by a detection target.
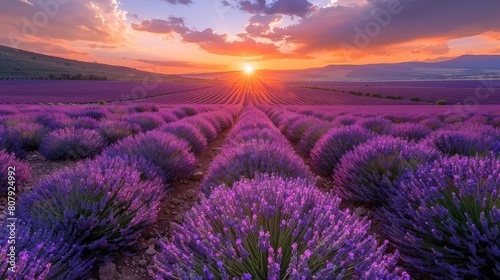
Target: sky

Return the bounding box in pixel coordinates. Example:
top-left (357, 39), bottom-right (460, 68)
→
top-left (1, 0), bottom-right (500, 74)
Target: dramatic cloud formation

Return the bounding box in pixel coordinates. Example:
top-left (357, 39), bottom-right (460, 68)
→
top-left (237, 0), bottom-right (315, 17)
top-left (1, 0), bottom-right (128, 47)
top-left (244, 14), bottom-right (283, 37)
top-left (131, 17), bottom-right (188, 34)
top-left (270, 0), bottom-right (500, 56)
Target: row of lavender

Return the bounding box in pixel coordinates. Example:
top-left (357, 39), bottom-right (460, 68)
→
top-left (259, 105), bottom-right (500, 279)
top-left (0, 104), bottom-right (241, 279)
top-left (0, 103), bottom-right (236, 194)
top-left (148, 106), bottom-right (409, 279)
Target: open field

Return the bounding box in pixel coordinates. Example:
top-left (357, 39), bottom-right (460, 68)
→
top-left (298, 80), bottom-right (500, 105)
top-left (0, 81), bottom-right (212, 104)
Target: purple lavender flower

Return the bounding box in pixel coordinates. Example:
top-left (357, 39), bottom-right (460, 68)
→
top-left (331, 115), bottom-right (359, 127)
top-left (128, 104), bottom-right (159, 113)
top-left (103, 131), bottom-right (196, 182)
top-left (161, 122), bottom-right (208, 154)
top-left (224, 127), bottom-right (289, 149)
top-left (33, 111), bottom-right (72, 131)
top-left (180, 106), bottom-right (199, 116)
top-left (311, 125), bottom-right (375, 177)
top-left (284, 116), bottom-right (321, 143)
top-left (389, 123), bottom-right (432, 142)
top-left (184, 116), bottom-right (218, 142)
top-left (426, 124), bottom-right (500, 157)
top-left (2, 122), bottom-right (48, 152)
top-left (39, 127), bottom-right (106, 160)
top-left (171, 108), bottom-right (188, 119)
top-left (97, 120), bottom-right (142, 144)
top-left (67, 107), bottom-right (108, 120)
top-left (123, 112), bottom-right (165, 131)
top-left (18, 156), bottom-right (164, 256)
top-left (420, 117), bottom-right (444, 131)
top-left (202, 140), bottom-right (314, 194)
top-left (297, 122), bottom-right (332, 157)
top-left (158, 111), bottom-right (179, 123)
top-left (0, 149), bottom-right (31, 193)
top-left (150, 176), bottom-right (408, 279)
top-left (0, 221), bottom-right (94, 279)
top-left (334, 136), bottom-right (439, 205)
top-left (72, 116), bottom-right (99, 130)
top-left (377, 154), bottom-right (500, 279)
top-left (357, 117), bottom-right (393, 134)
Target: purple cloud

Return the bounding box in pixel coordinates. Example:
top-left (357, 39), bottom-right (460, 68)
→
top-left (131, 16), bottom-right (188, 34)
top-left (269, 0), bottom-right (500, 55)
top-left (238, 0), bottom-right (315, 17)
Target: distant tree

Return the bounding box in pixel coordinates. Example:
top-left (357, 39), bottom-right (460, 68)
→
top-left (410, 96), bottom-right (420, 102)
top-left (64, 62), bottom-right (71, 66)
top-left (48, 74), bottom-right (55, 80)
top-left (436, 99), bottom-right (447, 105)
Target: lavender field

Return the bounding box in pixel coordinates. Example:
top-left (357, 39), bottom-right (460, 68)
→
top-left (0, 99), bottom-right (499, 279)
top-left (0, 81), bottom-right (209, 104)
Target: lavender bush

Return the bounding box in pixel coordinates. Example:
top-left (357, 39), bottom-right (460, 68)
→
top-left (72, 116), bottom-right (99, 130)
top-left (97, 120), bottom-right (142, 144)
top-left (420, 117), bottom-right (444, 131)
top-left (18, 156), bottom-right (164, 256)
top-left (284, 116), bottom-right (319, 143)
top-left (358, 117), bottom-right (392, 134)
top-left (171, 108), bottom-right (188, 119)
top-left (224, 128), bottom-right (289, 149)
top-left (161, 122), bottom-right (208, 154)
top-left (123, 113), bottom-right (165, 131)
top-left (68, 107), bottom-right (108, 120)
top-left (297, 122), bottom-right (332, 157)
top-left (331, 115), bottom-right (359, 127)
top-left (0, 149), bottom-right (31, 193)
top-left (378, 155), bottom-right (500, 279)
top-left (202, 140), bottom-right (313, 194)
top-left (426, 124), bottom-right (500, 157)
top-left (150, 176), bottom-right (408, 279)
top-left (39, 128), bottom-right (106, 160)
top-left (33, 112), bottom-right (72, 131)
top-left (0, 222), bottom-right (94, 280)
top-left (2, 122), bottom-right (47, 152)
top-left (184, 116), bottom-right (218, 142)
top-left (158, 111), bottom-right (179, 123)
top-left (103, 131), bottom-right (196, 182)
top-left (334, 136), bottom-right (439, 205)
top-left (389, 123), bottom-right (432, 142)
top-left (311, 126), bottom-right (375, 177)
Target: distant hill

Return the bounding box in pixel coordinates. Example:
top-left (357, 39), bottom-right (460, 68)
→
top-left (186, 55), bottom-right (500, 82)
top-left (0, 44), bottom-right (206, 83)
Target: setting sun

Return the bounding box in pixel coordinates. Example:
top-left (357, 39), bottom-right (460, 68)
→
top-left (244, 65), bottom-right (254, 74)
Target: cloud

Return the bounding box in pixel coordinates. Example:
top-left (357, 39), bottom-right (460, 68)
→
top-left (127, 12), bottom-right (140, 20)
top-left (134, 58), bottom-right (228, 69)
top-left (236, 0), bottom-right (316, 17)
top-left (86, 43), bottom-right (117, 49)
top-left (412, 43), bottom-right (450, 55)
top-left (0, 0), bottom-right (128, 46)
top-left (268, 0), bottom-right (500, 56)
top-left (163, 0), bottom-right (193, 5)
top-left (244, 14), bottom-right (283, 37)
top-left (181, 28), bottom-right (227, 43)
top-left (131, 17), bottom-right (188, 34)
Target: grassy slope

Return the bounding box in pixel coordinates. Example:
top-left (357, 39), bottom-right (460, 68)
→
top-left (0, 44), bottom-right (207, 83)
